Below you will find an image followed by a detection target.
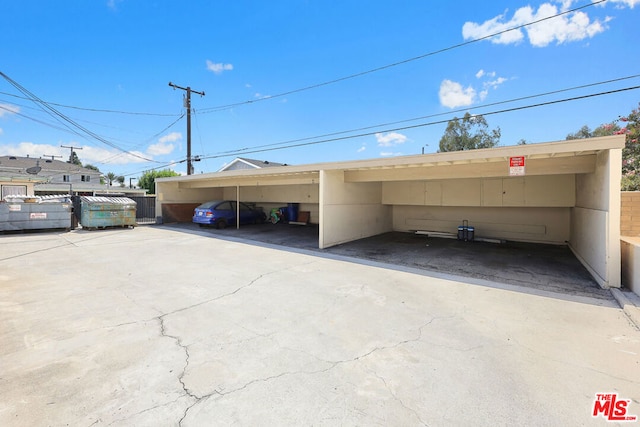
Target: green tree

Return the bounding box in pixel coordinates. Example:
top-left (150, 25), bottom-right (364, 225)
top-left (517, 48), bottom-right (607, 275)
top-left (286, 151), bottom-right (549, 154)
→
top-left (566, 122), bottom-right (621, 140)
top-left (565, 103), bottom-right (640, 190)
top-left (116, 175), bottom-right (125, 187)
top-left (438, 113), bottom-right (501, 152)
top-left (84, 164), bottom-right (105, 184)
top-left (105, 172), bottom-right (118, 186)
top-left (619, 103), bottom-right (640, 190)
top-left (68, 150), bottom-right (82, 166)
top-left (138, 169), bottom-right (180, 194)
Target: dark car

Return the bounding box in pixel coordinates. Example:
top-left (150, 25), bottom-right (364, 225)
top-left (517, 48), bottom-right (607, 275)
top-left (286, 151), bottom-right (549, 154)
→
top-left (192, 200), bottom-right (266, 228)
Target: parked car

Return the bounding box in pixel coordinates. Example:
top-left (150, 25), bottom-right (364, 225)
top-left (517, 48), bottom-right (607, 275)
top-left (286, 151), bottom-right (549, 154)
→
top-left (192, 200), bottom-right (266, 228)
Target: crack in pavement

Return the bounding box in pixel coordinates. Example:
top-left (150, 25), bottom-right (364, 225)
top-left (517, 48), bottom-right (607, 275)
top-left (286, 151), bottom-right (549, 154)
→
top-left (104, 395), bottom-right (187, 427)
top-left (155, 271), bottom-right (273, 426)
top-left (368, 367), bottom-right (430, 427)
top-left (176, 316), bottom-right (450, 423)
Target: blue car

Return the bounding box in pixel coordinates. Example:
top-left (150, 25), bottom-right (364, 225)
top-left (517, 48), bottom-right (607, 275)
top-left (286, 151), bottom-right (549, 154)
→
top-left (192, 200), bottom-right (266, 228)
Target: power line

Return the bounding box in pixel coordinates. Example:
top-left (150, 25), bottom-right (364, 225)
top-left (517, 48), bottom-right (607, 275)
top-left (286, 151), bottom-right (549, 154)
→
top-left (0, 71), bottom-right (161, 163)
top-left (0, 90), bottom-right (180, 117)
top-left (195, 85), bottom-right (640, 161)
top-left (123, 82), bottom-right (639, 179)
top-left (197, 0), bottom-right (607, 114)
top-left (203, 74), bottom-right (640, 158)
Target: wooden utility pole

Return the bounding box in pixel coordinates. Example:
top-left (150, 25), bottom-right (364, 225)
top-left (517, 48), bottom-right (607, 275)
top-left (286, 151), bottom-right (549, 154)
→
top-left (168, 82), bottom-right (205, 175)
top-left (60, 145), bottom-right (83, 164)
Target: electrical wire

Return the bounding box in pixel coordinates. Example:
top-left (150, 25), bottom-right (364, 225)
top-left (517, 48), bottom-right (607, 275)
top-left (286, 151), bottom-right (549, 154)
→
top-left (195, 85), bottom-right (640, 161)
top-left (197, 0), bottom-right (607, 114)
top-left (1, 71), bottom-right (162, 163)
top-left (120, 82), bottom-right (640, 178)
top-left (204, 74), bottom-right (640, 157)
top-left (0, 90), bottom-right (180, 117)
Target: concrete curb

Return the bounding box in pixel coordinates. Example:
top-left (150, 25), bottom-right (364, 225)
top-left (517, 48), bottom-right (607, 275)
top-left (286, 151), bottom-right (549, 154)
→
top-left (611, 288), bottom-right (640, 330)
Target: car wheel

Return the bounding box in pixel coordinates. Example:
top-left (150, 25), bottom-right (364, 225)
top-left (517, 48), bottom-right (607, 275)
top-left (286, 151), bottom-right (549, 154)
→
top-left (217, 219), bottom-right (227, 229)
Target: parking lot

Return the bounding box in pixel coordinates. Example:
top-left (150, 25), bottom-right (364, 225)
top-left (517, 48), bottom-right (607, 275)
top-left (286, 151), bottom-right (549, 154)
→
top-left (177, 222), bottom-right (610, 300)
top-left (1, 225), bottom-right (639, 426)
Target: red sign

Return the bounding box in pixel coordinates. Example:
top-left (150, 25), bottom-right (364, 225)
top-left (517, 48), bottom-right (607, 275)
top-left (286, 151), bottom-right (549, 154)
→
top-left (510, 156), bottom-right (525, 167)
top-left (509, 156), bottom-right (525, 176)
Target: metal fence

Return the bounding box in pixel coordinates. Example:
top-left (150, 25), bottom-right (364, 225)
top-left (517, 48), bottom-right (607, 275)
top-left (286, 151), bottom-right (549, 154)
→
top-left (127, 196), bottom-right (156, 224)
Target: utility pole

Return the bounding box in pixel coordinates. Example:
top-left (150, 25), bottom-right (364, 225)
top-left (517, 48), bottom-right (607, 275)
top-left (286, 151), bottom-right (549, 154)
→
top-left (168, 82), bottom-right (205, 175)
top-left (60, 145), bottom-right (83, 164)
top-left (43, 154), bottom-right (63, 161)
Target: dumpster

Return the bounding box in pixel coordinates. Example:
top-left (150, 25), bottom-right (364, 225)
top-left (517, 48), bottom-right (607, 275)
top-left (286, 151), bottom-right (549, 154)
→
top-left (1, 195), bottom-right (72, 232)
top-left (79, 196), bottom-right (137, 230)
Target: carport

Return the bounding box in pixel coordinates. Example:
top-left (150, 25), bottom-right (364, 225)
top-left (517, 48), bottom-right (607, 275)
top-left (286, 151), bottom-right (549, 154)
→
top-left (156, 135), bottom-right (624, 288)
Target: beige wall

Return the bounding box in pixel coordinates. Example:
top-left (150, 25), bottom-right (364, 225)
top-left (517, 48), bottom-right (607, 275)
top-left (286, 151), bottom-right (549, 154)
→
top-left (319, 170), bottom-right (392, 249)
top-left (385, 175), bottom-right (574, 243)
top-left (382, 175), bottom-right (575, 207)
top-left (571, 149), bottom-right (622, 288)
top-left (222, 184), bottom-right (320, 223)
top-left (393, 206), bottom-right (570, 243)
top-left (621, 238), bottom-right (640, 296)
top-left (155, 181), bottom-right (223, 219)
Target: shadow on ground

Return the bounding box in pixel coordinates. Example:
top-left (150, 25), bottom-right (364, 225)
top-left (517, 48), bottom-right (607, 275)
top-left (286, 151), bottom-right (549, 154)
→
top-left (164, 222), bottom-right (611, 301)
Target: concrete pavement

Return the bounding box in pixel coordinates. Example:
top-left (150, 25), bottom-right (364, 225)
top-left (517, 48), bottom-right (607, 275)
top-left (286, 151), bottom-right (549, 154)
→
top-left (1, 226), bottom-right (639, 426)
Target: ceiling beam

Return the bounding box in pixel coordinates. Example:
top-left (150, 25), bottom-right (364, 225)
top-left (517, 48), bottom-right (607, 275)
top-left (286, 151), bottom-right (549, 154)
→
top-left (344, 155), bottom-right (596, 182)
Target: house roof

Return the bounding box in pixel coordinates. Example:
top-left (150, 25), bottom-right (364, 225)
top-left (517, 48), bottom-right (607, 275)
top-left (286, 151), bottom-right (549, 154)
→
top-left (218, 157), bottom-right (287, 172)
top-left (0, 156), bottom-right (102, 177)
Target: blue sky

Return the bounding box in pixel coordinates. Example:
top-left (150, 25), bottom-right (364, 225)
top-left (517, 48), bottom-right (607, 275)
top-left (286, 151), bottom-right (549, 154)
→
top-left (1, 0), bottom-right (638, 178)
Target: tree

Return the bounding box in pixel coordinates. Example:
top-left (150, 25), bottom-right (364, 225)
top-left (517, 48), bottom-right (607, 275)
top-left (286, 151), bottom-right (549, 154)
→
top-left (105, 172), bottom-right (118, 186)
top-left (438, 113), bottom-right (501, 152)
top-left (566, 122), bottom-right (621, 140)
top-left (116, 175), bottom-right (125, 187)
top-left (619, 103), bottom-right (640, 190)
top-left (566, 103), bottom-right (640, 190)
top-left (138, 169), bottom-right (180, 194)
top-left (68, 150), bottom-right (82, 166)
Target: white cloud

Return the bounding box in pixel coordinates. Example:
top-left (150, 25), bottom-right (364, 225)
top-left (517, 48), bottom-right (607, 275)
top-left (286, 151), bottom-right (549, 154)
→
top-left (0, 142), bottom-right (150, 165)
top-left (357, 144), bottom-right (366, 153)
top-left (439, 80), bottom-right (476, 108)
top-left (0, 128), bottom-right (3, 136)
top-left (462, 3), bottom-right (607, 47)
top-left (2, 142), bottom-right (65, 158)
top-left (147, 141), bottom-right (175, 156)
top-left (440, 71), bottom-right (508, 108)
top-left (82, 146), bottom-right (149, 165)
top-left (601, 0), bottom-right (639, 8)
top-left (159, 132), bottom-right (182, 144)
top-left (484, 76), bottom-right (508, 90)
top-left (206, 60), bottom-right (233, 74)
top-left (375, 132), bottom-right (408, 147)
top-left (0, 103), bottom-right (20, 117)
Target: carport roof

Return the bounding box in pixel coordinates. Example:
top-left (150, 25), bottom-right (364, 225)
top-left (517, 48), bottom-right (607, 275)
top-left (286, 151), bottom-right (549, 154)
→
top-left (159, 135), bottom-right (625, 187)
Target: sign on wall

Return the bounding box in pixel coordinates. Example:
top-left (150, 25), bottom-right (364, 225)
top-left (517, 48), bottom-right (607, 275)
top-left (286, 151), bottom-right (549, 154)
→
top-left (509, 156), bottom-right (526, 176)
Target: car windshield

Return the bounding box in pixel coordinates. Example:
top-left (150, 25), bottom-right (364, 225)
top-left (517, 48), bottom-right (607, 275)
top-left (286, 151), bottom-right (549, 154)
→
top-left (197, 201), bottom-right (220, 209)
